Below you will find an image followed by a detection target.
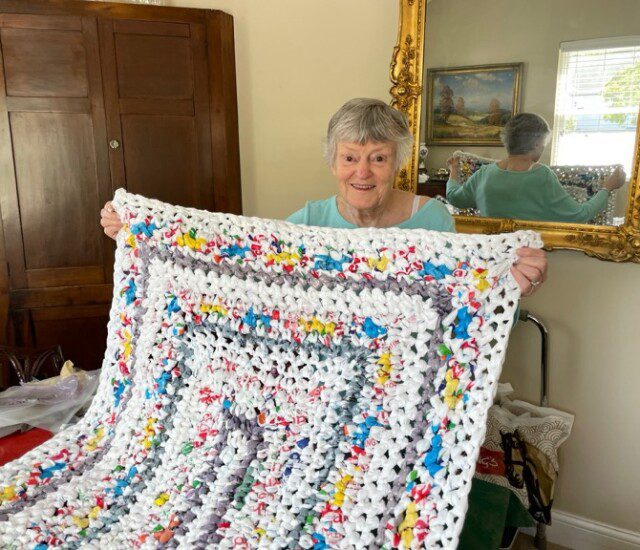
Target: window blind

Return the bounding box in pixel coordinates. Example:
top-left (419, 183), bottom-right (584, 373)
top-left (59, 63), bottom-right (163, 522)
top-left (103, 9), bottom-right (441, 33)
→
top-left (551, 36), bottom-right (640, 174)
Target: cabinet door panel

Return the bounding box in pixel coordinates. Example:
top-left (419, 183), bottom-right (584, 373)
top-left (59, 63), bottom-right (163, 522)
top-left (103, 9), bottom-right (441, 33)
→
top-left (11, 112), bottom-right (103, 271)
top-left (122, 115), bottom-right (200, 206)
top-left (1, 26), bottom-right (87, 97)
top-left (115, 33), bottom-right (194, 99)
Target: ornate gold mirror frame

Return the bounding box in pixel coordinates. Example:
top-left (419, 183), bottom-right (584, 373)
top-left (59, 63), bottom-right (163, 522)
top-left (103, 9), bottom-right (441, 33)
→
top-left (390, 0), bottom-right (640, 263)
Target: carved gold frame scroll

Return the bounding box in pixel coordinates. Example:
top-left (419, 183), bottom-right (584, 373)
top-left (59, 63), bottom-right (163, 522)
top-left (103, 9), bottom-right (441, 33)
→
top-left (390, 0), bottom-right (640, 263)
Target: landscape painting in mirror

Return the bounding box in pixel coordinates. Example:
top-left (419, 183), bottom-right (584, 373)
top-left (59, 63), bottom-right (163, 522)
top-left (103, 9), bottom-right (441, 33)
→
top-left (426, 63), bottom-right (522, 146)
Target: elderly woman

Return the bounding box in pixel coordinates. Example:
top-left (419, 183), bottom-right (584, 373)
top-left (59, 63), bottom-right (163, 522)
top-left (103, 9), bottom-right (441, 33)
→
top-left (287, 99), bottom-right (454, 231)
top-left (445, 112), bottom-right (625, 223)
top-left (101, 98), bottom-right (547, 295)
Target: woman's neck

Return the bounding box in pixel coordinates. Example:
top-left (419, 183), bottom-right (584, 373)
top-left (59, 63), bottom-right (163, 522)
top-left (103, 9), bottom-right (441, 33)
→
top-left (336, 192), bottom-right (397, 228)
top-left (499, 154), bottom-right (537, 171)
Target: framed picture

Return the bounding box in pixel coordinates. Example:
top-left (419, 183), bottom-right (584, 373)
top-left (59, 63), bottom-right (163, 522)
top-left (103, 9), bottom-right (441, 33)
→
top-left (425, 63), bottom-right (523, 145)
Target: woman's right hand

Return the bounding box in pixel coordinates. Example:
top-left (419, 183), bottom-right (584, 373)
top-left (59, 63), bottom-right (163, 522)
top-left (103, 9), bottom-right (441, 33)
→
top-left (100, 201), bottom-right (123, 240)
top-left (603, 166), bottom-right (626, 192)
top-left (446, 154), bottom-right (460, 181)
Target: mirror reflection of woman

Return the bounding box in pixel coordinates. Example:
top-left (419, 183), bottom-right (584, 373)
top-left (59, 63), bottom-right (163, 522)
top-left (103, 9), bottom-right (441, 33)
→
top-left (445, 113), bottom-right (625, 223)
top-left (101, 99), bottom-right (548, 296)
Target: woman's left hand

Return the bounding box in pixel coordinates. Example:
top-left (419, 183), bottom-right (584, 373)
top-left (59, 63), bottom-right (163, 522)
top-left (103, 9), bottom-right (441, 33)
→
top-left (446, 154), bottom-right (461, 182)
top-left (511, 247), bottom-right (548, 296)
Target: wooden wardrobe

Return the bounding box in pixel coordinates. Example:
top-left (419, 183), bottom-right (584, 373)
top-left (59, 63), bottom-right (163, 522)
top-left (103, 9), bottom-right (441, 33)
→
top-left (0, 0), bottom-right (241, 381)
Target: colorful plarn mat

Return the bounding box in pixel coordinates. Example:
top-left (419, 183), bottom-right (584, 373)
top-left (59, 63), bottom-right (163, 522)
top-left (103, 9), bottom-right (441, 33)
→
top-left (0, 190), bottom-right (541, 549)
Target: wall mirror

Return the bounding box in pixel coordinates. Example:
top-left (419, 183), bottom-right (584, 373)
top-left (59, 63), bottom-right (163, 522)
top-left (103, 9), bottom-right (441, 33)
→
top-left (390, 0), bottom-right (640, 263)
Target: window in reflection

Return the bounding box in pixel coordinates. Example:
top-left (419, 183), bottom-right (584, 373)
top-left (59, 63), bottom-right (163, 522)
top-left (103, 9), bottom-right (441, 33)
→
top-left (552, 36), bottom-right (640, 175)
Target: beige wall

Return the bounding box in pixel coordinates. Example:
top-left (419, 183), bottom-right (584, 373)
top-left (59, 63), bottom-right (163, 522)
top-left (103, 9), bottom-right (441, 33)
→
top-left (121, 0), bottom-right (638, 534)
top-left (502, 251), bottom-right (640, 532)
top-left (162, 0), bottom-right (399, 220)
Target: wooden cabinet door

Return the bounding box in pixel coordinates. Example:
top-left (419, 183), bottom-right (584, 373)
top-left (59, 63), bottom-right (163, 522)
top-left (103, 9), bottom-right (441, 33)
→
top-left (0, 2), bottom-right (241, 381)
top-left (99, 18), bottom-right (215, 209)
top-left (0, 13), bottom-right (112, 290)
top-left (0, 12), bottom-right (113, 373)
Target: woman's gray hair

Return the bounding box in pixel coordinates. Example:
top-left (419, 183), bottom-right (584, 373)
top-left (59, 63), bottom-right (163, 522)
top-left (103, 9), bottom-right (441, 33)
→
top-left (324, 98), bottom-right (413, 170)
top-left (500, 113), bottom-right (551, 155)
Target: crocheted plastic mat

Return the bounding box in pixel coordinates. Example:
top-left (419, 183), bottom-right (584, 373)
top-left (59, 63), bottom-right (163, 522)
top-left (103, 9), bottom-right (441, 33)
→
top-left (0, 190), bottom-right (541, 549)
top-left (453, 150), bottom-right (618, 225)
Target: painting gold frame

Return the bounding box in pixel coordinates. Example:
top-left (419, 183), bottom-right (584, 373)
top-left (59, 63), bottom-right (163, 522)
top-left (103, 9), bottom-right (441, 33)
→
top-left (390, 0), bottom-right (640, 263)
top-left (425, 63), bottom-right (523, 146)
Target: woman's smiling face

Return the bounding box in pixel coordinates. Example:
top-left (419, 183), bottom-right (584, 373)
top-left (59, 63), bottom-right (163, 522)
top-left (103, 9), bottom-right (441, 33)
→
top-left (333, 141), bottom-right (397, 212)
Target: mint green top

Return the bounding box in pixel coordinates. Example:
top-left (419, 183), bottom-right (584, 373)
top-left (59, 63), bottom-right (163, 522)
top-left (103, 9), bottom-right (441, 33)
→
top-left (446, 163), bottom-right (609, 223)
top-left (286, 195), bottom-right (456, 231)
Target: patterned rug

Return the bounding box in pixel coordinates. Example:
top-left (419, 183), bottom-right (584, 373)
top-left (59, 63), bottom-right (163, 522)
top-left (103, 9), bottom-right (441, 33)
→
top-left (0, 191), bottom-right (540, 549)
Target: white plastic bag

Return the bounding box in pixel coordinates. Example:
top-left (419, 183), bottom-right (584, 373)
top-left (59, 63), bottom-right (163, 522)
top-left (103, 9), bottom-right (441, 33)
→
top-left (475, 396), bottom-right (574, 524)
top-left (0, 361), bottom-right (100, 436)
